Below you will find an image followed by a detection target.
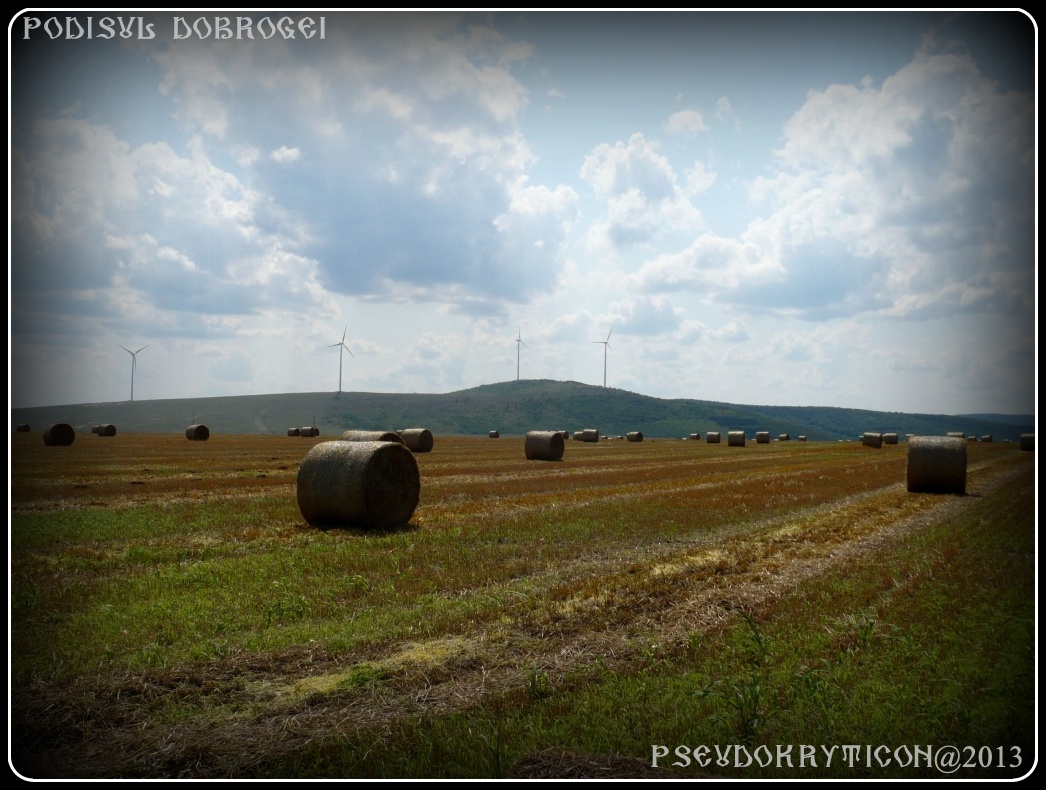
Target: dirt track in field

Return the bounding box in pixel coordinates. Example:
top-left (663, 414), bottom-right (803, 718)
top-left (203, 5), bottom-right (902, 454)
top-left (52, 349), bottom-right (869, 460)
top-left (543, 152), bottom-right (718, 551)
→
top-left (11, 438), bottom-right (1029, 779)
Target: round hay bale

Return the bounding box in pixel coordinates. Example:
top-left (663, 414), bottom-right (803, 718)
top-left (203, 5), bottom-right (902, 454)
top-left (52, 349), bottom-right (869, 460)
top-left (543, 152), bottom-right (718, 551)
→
top-left (883, 433), bottom-right (899, 445)
top-left (558, 430), bottom-right (570, 441)
top-left (626, 431), bottom-right (643, 442)
top-left (43, 423), bottom-right (75, 446)
top-left (96, 424), bottom-right (116, 437)
top-left (581, 429), bottom-right (600, 443)
top-left (861, 432), bottom-right (883, 448)
top-left (288, 428), bottom-right (301, 437)
top-left (755, 431), bottom-right (770, 444)
top-left (186, 424), bottom-right (210, 441)
top-left (706, 431), bottom-right (721, 444)
top-left (16, 424), bottom-right (31, 432)
top-left (778, 433), bottom-right (790, 441)
top-left (525, 430), bottom-right (565, 461)
top-left (572, 431), bottom-right (585, 441)
top-left (946, 431), bottom-right (966, 439)
top-left (980, 435), bottom-right (992, 443)
top-left (728, 431), bottom-right (746, 447)
top-left (1020, 434), bottom-right (1034, 451)
top-left (688, 433), bottom-right (701, 442)
top-left (297, 440), bottom-right (420, 528)
top-left (91, 425), bottom-right (101, 435)
top-left (301, 427), bottom-right (320, 438)
top-left (489, 430), bottom-right (500, 439)
top-left (399, 428), bottom-right (434, 453)
top-left (798, 435), bottom-right (807, 442)
top-left (340, 430), bottom-right (403, 445)
top-left (906, 436), bottom-right (967, 494)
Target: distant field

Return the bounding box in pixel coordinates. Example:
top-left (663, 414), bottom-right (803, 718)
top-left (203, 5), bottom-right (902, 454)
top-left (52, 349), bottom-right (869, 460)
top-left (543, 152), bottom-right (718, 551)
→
top-left (10, 433), bottom-right (1035, 778)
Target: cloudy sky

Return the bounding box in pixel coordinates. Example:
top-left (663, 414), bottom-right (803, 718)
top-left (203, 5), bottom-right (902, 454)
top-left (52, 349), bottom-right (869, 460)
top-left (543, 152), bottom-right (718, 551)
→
top-left (9, 11), bottom-right (1036, 415)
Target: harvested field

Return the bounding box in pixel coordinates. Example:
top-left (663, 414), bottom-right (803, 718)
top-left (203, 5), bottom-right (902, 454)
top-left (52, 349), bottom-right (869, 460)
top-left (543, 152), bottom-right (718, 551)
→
top-left (10, 433), bottom-right (1034, 779)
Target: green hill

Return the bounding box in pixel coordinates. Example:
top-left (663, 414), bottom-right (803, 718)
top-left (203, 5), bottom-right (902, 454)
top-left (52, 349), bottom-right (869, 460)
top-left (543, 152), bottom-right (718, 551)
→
top-left (9, 379), bottom-right (1033, 442)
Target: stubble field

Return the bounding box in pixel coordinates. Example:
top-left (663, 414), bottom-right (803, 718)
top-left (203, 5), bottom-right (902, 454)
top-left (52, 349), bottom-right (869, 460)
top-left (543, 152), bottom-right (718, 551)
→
top-left (9, 431), bottom-right (1036, 778)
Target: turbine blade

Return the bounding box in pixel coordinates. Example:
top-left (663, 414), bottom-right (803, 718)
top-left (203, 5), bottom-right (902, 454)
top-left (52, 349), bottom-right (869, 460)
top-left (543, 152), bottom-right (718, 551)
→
top-left (136, 345), bottom-right (149, 354)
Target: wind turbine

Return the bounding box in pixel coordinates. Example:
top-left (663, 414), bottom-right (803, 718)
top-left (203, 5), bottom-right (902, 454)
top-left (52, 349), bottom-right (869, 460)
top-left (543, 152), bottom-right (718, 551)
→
top-left (515, 326), bottom-right (526, 382)
top-left (328, 326), bottom-right (354, 398)
top-left (118, 344), bottom-right (148, 402)
top-left (593, 326), bottom-right (613, 388)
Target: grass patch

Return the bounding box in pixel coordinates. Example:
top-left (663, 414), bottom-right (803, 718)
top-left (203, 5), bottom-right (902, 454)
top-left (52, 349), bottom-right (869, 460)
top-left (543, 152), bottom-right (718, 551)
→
top-left (10, 437), bottom-right (1032, 778)
top-left (256, 457), bottom-right (1034, 779)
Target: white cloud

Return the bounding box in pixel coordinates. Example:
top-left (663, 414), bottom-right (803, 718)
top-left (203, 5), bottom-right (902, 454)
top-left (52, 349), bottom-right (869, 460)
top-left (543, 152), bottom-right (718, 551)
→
top-left (605, 296), bottom-right (684, 336)
top-left (726, 40), bottom-right (1029, 322)
top-left (664, 109), bottom-right (707, 137)
top-left (684, 161), bottom-right (717, 196)
top-left (271, 145), bottom-right (301, 164)
top-left (580, 133), bottom-right (702, 252)
top-left (626, 232), bottom-right (784, 294)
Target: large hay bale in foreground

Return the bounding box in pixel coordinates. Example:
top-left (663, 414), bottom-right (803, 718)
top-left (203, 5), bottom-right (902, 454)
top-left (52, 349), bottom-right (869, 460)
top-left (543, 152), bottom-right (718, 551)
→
top-left (340, 430), bottom-right (403, 445)
top-left (1020, 434), bottom-right (1034, 451)
top-left (489, 430), bottom-right (500, 439)
top-left (861, 432), bottom-right (883, 448)
top-left (626, 431), bottom-right (643, 443)
top-left (525, 431), bottom-right (565, 461)
top-left (297, 441), bottom-right (420, 528)
top-left (883, 432), bottom-right (899, 445)
top-left (186, 424), bottom-right (210, 441)
top-left (727, 431), bottom-right (746, 447)
top-left (755, 431), bottom-right (770, 444)
top-left (906, 436), bottom-right (967, 494)
top-left (399, 428), bottom-right (434, 453)
top-left (706, 431), bottom-right (721, 444)
top-left (43, 423), bottom-right (75, 446)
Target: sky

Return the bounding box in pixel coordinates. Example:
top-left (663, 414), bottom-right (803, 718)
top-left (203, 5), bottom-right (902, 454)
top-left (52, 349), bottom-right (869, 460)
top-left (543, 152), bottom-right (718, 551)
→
top-left (8, 11), bottom-right (1037, 415)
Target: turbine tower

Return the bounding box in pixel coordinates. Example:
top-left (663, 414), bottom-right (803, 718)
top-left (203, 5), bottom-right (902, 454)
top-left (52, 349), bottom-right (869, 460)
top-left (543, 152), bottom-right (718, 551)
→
top-left (329, 326), bottom-right (354, 398)
top-left (593, 326), bottom-right (613, 388)
top-left (118, 344), bottom-right (148, 402)
top-left (515, 326), bottom-right (526, 382)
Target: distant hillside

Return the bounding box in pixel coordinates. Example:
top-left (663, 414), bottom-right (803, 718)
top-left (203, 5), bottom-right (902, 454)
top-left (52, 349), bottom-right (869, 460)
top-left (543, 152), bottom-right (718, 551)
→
top-left (959, 413), bottom-right (1036, 426)
top-left (9, 379), bottom-right (1034, 442)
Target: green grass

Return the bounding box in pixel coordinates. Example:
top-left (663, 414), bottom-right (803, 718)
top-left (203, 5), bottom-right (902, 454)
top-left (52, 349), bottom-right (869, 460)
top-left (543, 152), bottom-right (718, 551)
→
top-left (10, 437), bottom-right (1034, 778)
top-left (258, 466), bottom-right (1033, 779)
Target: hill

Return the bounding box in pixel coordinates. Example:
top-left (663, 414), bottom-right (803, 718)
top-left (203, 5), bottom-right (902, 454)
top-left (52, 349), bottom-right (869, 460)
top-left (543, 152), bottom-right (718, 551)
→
top-left (8, 379), bottom-right (1034, 442)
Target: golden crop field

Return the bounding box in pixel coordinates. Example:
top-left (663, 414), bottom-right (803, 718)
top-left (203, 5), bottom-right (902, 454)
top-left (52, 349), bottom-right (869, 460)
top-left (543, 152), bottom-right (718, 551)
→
top-left (10, 432), bottom-right (1035, 778)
